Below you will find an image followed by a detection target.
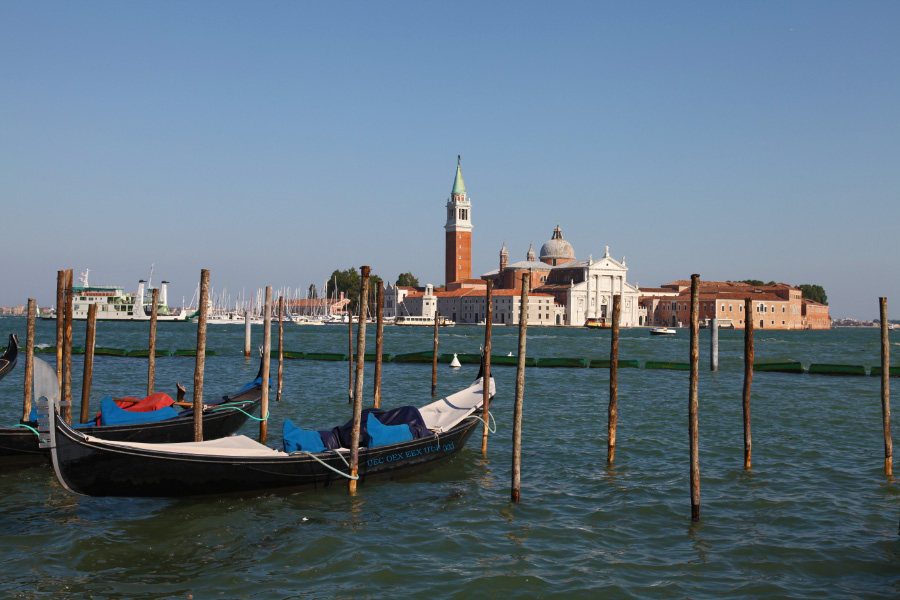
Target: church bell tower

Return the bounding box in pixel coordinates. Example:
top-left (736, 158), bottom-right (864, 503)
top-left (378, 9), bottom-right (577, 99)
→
top-left (445, 156), bottom-right (472, 286)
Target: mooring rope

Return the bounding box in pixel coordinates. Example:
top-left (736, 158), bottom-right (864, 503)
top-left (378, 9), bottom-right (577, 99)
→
top-left (209, 406), bottom-right (268, 422)
top-left (289, 449), bottom-right (358, 479)
top-left (464, 411), bottom-right (496, 433)
top-left (12, 423), bottom-right (41, 437)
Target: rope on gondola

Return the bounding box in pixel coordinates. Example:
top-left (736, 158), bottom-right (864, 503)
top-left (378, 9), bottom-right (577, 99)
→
top-left (13, 423), bottom-right (41, 437)
top-left (289, 449), bottom-right (359, 480)
top-left (209, 406), bottom-right (269, 422)
top-left (464, 411), bottom-right (496, 434)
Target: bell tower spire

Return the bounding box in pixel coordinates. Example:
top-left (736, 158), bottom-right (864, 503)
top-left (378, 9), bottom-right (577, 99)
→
top-left (445, 156), bottom-right (472, 287)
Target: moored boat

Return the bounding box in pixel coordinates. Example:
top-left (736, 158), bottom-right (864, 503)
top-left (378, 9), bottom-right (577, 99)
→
top-left (1, 357), bottom-right (264, 470)
top-left (0, 334), bottom-right (18, 381)
top-left (43, 370), bottom-right (495, 497)
top-left (395, 315), bottom-right (456, 327)
top-left (584, 317), bottom-right (611, 329)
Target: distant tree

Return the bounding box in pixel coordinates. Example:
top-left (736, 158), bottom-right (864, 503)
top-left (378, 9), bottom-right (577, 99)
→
top-left (329, 268), bottom-right (383, 313)
top-left (396, 272), bottom-right (420, 288)
top-left (307, 284), bottom-right (318, 300)
top-left (798, 284), bottom-right (828, 305)
top-left (737, 280), bottom-right (775, 286)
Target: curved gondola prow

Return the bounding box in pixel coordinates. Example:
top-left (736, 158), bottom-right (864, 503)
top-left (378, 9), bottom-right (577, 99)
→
top-left (32, 357), bottom-right (79, 495)
top-left (0, 333), bottom-right (19, 381)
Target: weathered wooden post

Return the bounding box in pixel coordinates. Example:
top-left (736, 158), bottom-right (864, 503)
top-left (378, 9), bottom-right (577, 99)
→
top-left (62, 269), bottom-right (74, 425)
top-left (511, 273), bottom-right (530, 503)
top-left (608, 294), bottom-right (620, 464)
top-left (689, 274), bottom-right (701, 521)
top-left (349, 266), bottom-right (370, 494)
top-left (481, 281), bottom-right (493, 455)
top-left (243, 310), bottom-right (252, 357)
top-left (880, 297), bottom-right (892, 476)
top-left (80, 304), bottom-right (98, 423)
top-left (743, 298), bottom-right (754, 470)
top-left (260, 286), bottom-right (273, 442)
top-left (277, 295), bottom-right (284, 403)
top-left (710, 317), bottom-right (719, 372)
top-left (193, 269), bottom-right (210, 442)
top-left (22, 299), bottom-right (36, 422)
top-left (431, 311), bottom-right (440, 397)
top-left (374, 281), bottom-right (384, 409)
top-left (55, 270), bottom-right (65, 397)
top-left (148, 288), bottom-right (159, 395)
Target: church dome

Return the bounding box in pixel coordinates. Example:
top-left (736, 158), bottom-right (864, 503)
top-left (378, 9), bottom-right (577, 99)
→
top-left (539, 224), bottom-right (575, 264)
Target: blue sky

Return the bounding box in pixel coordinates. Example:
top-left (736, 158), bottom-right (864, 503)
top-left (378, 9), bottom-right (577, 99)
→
top-left (2, 2), bottom-right (897, 318)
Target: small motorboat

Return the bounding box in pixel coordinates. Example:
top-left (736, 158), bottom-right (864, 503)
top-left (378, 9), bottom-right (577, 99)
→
top-left (649, 327), bottom-right (677, 335)
top-left (0, 334), bottom-right (18, 381)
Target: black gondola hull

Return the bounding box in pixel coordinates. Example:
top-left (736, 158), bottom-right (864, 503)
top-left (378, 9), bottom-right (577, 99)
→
top-left (52, 415), bottom-right (482, 497)
top-left (0, 334), bottom-right (19, 381)
top-left (1, 384), bottom-right (262, 470)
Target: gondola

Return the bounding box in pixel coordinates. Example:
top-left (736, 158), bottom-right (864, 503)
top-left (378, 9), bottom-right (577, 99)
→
top-left (0, 334), bottom-right (18, 381)
top-left (0, 357), bottom-right (264, 470)
top-left (43, 369), bottom-right (496, 498)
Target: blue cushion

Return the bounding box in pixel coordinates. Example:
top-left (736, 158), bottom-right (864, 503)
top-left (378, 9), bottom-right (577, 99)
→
top-left (283, 419), bottom-right (326, 453)
top-left (366, 412), bottom-right (413, 448)
top-left (99, 396), bottom-right (179, 426)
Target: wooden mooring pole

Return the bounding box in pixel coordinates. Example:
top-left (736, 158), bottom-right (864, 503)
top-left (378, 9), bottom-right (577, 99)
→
top-left (481, 280), bottom-right (493, 455)
top-left (511, 273), bottom-right (530, 503)
top-left (193, 269), bottom-right (210, 442)
top-left (148, 288), bottom-right (159, 395)
top-left (689, 274), bottom-right (701, 521)
top-left (80, 304), bottom-right (97, 423)
top-left (22, 299), bottom-right (36, 422)
top-left (243, 310), bottom-right (251, 357)
top-left (260, 287), bottom-right (272, 442)
top-left (62, 269), bottom-right (74, 425)
top-left (55, 270), bottom-right (65, 398)
top-left (349, 266), bottom-right (370, 494)
top-left (880, 297), bottom-right (891, 476)
top-left (431, 311), bottom-right (439, 397)
top-left (743, 298), bottom-right (754, 470)
top-left (374, 281), bottom-right (384, 409)
top-left (277, 295), bottom-right (284, 403)
top-left (710, 317), bottom-right (719, 372)
top-left (608, 294), bottom-right (620, 464)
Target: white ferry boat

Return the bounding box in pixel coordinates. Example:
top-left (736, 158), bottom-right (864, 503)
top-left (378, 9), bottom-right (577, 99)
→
top-left (395, 315), bottom-right (456, 327)
top-left (42, 270), bottom-right (187, 321)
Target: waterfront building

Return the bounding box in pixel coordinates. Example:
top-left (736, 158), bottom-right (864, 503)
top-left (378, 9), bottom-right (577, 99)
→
top-left (483, 225), bottom-right (644, 326)
top-left (285, 293), bottom-right (350, 317)
top-left (395, 284), bottom-right (561, 326)
top-left (639, 281), bottom-right (831, 330)
top-left (445, 156), bottom-right (472, 288)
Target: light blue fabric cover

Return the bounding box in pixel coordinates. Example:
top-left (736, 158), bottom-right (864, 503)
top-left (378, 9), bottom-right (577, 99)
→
top-left (366, 412), bottom-right (413, 448)
top-left (99, 396), bottom-right (178, 426)
top-left (283, 419), bottom-right (326, 453)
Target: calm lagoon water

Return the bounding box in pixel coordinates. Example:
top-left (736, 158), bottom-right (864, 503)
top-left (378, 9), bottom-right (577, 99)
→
top-left (0, 316), bottom-right (898, 599)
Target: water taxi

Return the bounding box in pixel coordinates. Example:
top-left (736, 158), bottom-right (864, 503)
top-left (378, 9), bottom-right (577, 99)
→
top-left (584, 317), bottom-right (611, 329)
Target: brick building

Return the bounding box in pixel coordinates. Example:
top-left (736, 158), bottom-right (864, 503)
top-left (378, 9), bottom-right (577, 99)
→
top-left (639, 281), bottom-right (830, 330)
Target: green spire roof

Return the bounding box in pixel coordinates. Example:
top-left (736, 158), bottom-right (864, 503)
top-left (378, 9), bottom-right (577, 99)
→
top-left (452, 156), bottom-right (465, 195)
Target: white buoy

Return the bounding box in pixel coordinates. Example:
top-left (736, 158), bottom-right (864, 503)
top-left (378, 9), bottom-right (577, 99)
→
top-left (449, 353), bottom-right (461, 368)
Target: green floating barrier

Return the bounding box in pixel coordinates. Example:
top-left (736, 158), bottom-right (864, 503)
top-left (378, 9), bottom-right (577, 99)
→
top-left (808, 363), bottom-right (866, 376)
top-left (753, 362), bottom-right (804, 373)
top-left (35, 346), bottom-right (56, 354)
top-left (871, 366), bottom-right (900, 377)
top-left (173, 349), bottom-right (219, 357)
top-left (95, 347), bottom-right (127, 357)
top-left (454, 353), bottom-right (484, 365)
top-left (304, 352), bottom-right (348, 361)
top-left (71, 346), bottom-right (84, 355)
top-left (282, 351), bottom-right (306, 360)
top-left (125, 349), bottom-right (172, 357)
top-left (394, 351), bottom-right (436, 363)
top-left (589, 359), bottom-right (640, 369)
top-left (535, 357), bottom-right (588, 368)
top-left (363, 352), bottom-right (394, 362)
top-left (645, 361), bottom-right (690, 371)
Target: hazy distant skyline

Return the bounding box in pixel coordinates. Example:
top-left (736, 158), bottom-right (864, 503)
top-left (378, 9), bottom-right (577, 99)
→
top-left (2, 2), bottom-right (897, 319)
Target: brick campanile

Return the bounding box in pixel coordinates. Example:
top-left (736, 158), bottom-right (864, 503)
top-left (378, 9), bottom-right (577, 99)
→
top-left (444, 156), bottom-right (472, 286)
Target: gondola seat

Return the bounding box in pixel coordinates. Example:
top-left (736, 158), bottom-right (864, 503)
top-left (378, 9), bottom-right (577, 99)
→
top-left (366, 412), bottom-right (413, 448)
top-left (99, 397), bottom-right (179, 426)
top-left (283, 420), bottom-right (326, 453)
